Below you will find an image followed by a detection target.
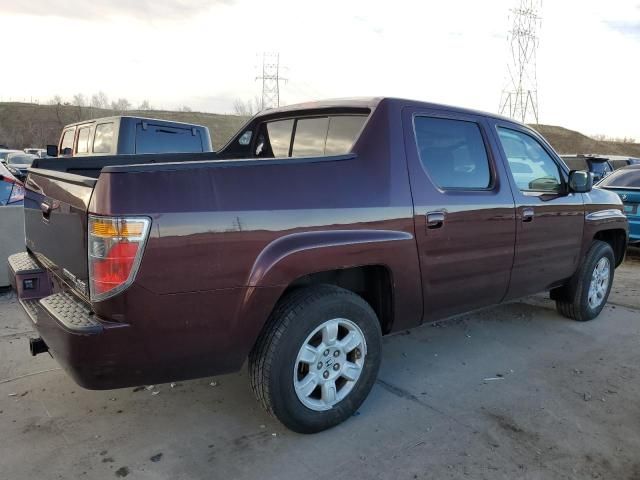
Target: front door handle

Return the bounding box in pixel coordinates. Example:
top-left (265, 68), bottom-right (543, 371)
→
top-left (426, 211), bottom-right (445, 230)
top-left (522, 207), bottom-right (534, 222)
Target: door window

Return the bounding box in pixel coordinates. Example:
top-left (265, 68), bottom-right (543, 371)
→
top-left (498, 128), bottom-right (563, 193)
top-left (414, 116), bottom-right (491, 189)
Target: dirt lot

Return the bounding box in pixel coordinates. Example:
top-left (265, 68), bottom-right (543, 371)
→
top-left (1, 250), bottom-right (639, 480)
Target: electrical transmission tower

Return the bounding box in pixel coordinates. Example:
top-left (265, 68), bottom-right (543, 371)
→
top-left (256, 53), bottom-right (286, 110)
top-left (499, 0), bottom-right (541, 124)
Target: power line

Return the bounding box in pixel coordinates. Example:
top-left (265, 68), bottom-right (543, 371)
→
top-left (256, 52), bottom-right (287, 110)
top-left (499, 0), bottom-right (541, 124)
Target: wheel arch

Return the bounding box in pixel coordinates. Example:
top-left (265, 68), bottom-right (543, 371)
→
top-left (593, 228), bottom-right (627, 267)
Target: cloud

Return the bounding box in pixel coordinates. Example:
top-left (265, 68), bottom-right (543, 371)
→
top-left (0, 0), bottom-right (233, 20)
top-left (605, 20), bottom-right (640, 39)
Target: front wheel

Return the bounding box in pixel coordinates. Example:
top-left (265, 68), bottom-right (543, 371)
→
top-left (249, 285), bottom-right (382, 433)
top-left (555, 240), bottom-right (615, 321)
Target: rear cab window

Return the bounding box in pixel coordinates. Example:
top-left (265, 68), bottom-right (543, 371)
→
top-left (135, 123), bottom-right (204, 154)
top-left (252, 114), bottom-right (367, 159)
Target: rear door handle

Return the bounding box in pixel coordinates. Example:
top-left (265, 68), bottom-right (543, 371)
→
top-left (522, 207), bottom-right (534, 222)
top-left (426, 211), bottom-right (445, 230)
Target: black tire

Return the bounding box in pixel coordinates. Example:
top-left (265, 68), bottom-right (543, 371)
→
top-left (249, 285), bottom-right (382, 433)
top-left (554, 240), bottom-right (615, 321)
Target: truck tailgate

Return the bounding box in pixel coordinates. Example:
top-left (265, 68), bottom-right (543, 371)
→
top-left (24, 169), bottom-right (96, 298)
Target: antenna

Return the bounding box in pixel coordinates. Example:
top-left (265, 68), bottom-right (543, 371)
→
top-left (499, 0), bottom-right (541, 124)
top-left (256, 52), bottom-right (287, 110)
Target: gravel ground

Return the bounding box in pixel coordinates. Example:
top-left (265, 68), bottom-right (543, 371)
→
top-left (1, 250), bottom-right (639, 480)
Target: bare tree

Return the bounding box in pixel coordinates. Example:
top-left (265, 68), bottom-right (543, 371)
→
top-left (72, 93), bottom-right (86, 107)
top-left (178, 105), bottom-right (192, 112)
top-left (111, 98), bottom-right (131, 113)
top-left (90, 91), bottom-right (109, 109)
top-left (233, 97), bottom-right (261, 116)
top-left (138, 100), bottom-right (153, 111)
top-left (48, 95), bottom-right (63, 106)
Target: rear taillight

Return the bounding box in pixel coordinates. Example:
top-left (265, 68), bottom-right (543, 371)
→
top-left (8, 182), bottom-right (25, 204)
top-left (88, 215), bottom-right (151, 301)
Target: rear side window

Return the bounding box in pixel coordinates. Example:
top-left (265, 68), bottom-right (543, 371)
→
top-left (414, 116), bottom-right (491, 189)
top-left (76, 126), bottom-right (91, 153)
top-left (60, 128), bottom-right (75, 154)
top-left (93, 123), bottom-right (114, 153)
top-left (135, 124), bottom-right (203, 154)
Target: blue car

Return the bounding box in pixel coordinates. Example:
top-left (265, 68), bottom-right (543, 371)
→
top-left (598, 165), bottom-right (640, 245)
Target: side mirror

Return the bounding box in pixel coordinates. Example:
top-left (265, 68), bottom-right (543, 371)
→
top-left (568, 170), bottom-right (592, 193)
top-left (46, 144), bottom-right (58, 157)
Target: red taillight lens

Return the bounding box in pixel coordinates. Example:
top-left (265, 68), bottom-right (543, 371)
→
top-left (8, 182), bottom-right (25, 204)
top-left (88, 216), bottom-right (151, 301)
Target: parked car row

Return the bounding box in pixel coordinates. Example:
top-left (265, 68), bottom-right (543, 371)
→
top-left (561, 154), bottom-right (640, 182)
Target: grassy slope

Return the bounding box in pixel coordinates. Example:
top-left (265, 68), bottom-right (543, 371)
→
top-left (530, 124), bottom-right (640, 157)
top-left (0, 102), bottom-right (248, 150)
top-left (1, 102), bottom-right (639, 157)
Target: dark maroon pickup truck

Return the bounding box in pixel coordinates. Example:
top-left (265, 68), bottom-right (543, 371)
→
top-left (9, 98), bottom-right (628, 433)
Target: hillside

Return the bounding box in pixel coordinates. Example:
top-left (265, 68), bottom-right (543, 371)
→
top-left (0, 102), bottom-right (248, 150)
top-left (530, 124), bottom-right (640, 157)
top-left (1, 102), bottom-right (639, 158)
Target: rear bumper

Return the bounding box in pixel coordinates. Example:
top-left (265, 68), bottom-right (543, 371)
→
top-left (8, 252), bottom-right (268, 390)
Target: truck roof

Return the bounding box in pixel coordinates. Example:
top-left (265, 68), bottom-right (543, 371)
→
top-left (62, 115), bottom-right (207, 130)
top-left (259, 97), bottom-right (524, 126)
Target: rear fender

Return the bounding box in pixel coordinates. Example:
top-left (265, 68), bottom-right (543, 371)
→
top-left (232, 229), bottom-right (422, 355)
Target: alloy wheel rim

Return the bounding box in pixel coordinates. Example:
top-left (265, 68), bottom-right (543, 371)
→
top-left (588, 257), bottom-right (610, 309)
top-left (293, 318), bottom-right (367, 411)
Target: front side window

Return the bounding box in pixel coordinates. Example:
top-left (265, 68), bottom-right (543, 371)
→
top-left (76, 127), bottom-right (91, 153)
top-left (93, 123), bottom-right (114, 153)
top-left (60, 128), bottom-right (75, 154)
top-left (498, 128), bottom-right (562, 193)
top-left (414, 116), bottom-right (491, 189)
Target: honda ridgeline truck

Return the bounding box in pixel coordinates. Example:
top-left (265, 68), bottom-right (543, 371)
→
top-left (9, 98), bottom-right (628, 433)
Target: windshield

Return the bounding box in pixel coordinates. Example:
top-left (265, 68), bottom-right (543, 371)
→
top-left (7, 154), bottom-right (37, 166)
top-left (598, 167), bottom-right (640, 188)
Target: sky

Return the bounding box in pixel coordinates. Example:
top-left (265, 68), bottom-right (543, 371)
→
top-left (0, 0), bottom-right (639, 139)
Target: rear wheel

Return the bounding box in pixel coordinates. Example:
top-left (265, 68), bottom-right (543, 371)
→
top-left (249, 285), bottom-right (382, 433)
top-left (554, 240), bottom-right (615, 321)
